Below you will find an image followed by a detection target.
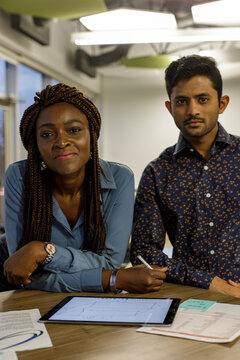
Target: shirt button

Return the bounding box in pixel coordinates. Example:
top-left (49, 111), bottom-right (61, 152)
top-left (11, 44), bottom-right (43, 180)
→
top-left (190, 148), bottom-right (194, 152)
top-left (206, 193), bottom-right (211, 198)
top-left (210, 250), bottom-right (215, 255)
top-left (204, 165), bottom-right (209, 170)
top-left (209, 222), bottom-right (214, 227)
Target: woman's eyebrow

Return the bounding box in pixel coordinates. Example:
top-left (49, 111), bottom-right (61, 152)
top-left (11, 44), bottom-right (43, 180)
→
top-left (63, 119), bottom-right (85, 125)
top-left (37, 122), bottom-right (55, 130)
top-left (37, 119), bottom-right (85, 129)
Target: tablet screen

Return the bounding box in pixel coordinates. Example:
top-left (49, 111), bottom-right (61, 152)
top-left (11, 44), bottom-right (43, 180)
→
top-left (39, 296), bottom-right (180, 326)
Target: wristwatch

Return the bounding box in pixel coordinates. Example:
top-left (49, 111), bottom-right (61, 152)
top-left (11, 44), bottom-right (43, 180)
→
top-left (42, 242), bottom-right (56, 265)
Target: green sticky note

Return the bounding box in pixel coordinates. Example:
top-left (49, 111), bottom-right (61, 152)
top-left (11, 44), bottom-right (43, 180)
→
top-left (180, 299), bottom-right (216, 311)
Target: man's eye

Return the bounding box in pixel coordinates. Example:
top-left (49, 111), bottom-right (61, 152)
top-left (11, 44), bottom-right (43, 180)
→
top-left (199, 97), bottom-right (208, 104)
top-left (199, 97), bottom-right (208, 103)
top-left (176, 99), bottom-right (186, 105)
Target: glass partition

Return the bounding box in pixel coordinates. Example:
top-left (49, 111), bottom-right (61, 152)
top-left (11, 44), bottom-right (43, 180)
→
top-left (0, 106), bottom-right (5, 228)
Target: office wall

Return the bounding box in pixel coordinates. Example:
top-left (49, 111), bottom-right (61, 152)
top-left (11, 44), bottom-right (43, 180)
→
top-left (0, 9), bottom-right (101, 164)
top-left (0, 9), bottom-right (100, 96)
top-left (1, 5), bottom-right (240, 186)
top-left (100, 69), bottom-right (240, 188)
top-left (221, 76), bottom-right (240, 135)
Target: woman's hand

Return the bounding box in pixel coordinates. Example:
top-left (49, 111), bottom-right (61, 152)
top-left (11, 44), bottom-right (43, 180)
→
top-left (3, 241), bottom-right (47, 286)
top-left (116, 265), bottom-right (168, 293)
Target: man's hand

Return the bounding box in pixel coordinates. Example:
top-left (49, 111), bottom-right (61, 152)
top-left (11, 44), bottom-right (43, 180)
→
top-left (209, 276), bottom-right (240, 298)
top-left (116, 265), bottom-right (168, 293)
top-left (228, 280), bottom-right (240, 288)
top-left (3, 241), bottom-right (47, 286)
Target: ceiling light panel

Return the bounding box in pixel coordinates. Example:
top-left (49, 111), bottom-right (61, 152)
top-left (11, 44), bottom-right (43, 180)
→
top-left (72, 28), bottom-right (240, 46)
top-left (192, 0), bottom-right (240, 26)
top-left (80, 9), bottom-right (177, 31)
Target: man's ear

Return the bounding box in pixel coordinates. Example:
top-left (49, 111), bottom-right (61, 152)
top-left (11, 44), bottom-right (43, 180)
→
top-left (165, 100), bottom-right (172, 115)
top-left (219, 95), bottom-right (230, 114)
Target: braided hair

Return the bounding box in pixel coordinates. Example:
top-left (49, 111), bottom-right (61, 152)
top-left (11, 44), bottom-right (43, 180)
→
top-left (19, 83), bottom-right (106, 253)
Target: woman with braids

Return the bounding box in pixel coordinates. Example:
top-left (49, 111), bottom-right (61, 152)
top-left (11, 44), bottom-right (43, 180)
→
top-left (2, 83), bottom-right (167, 293)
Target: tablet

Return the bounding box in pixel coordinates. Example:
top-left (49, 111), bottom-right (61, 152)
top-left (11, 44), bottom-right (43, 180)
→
top-left (39, 296), bottom-right (180, 326)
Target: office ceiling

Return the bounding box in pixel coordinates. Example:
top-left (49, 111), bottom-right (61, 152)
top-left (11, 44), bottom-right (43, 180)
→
top-left (0, 1), bottom-right (213, 20)
top-left (0, 0), bottom-right (107, 19)
top-left (0, 0), bottom-right (239, 78)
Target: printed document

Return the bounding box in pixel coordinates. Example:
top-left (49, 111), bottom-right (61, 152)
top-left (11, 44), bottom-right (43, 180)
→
top-left (0, 309), bottom-right (52, 352)
top-left (138, 303), bottom-right (240, 343)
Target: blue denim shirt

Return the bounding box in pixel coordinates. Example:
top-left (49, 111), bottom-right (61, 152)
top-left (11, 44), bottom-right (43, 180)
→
top-left (131, 123), bottom-right (240, 289)
top-left (4, 159), bottom-right (134, 292)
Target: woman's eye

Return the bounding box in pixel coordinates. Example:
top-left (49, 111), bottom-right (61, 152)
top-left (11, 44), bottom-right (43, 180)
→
top-left (68, 127), bottom-right (81, 134)
top-left (40, 132), bottom-right (53, 138)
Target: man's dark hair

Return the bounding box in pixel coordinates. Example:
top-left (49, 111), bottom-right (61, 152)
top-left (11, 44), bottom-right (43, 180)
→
top-left (165, 55), bottom-right (222, 103)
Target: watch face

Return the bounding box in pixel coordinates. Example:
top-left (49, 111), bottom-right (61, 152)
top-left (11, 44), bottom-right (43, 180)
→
top-left (46, 243), bottom-right (55, 254)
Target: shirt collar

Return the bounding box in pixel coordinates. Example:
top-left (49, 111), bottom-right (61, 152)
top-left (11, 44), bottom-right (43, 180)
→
top-left (52, 159), bottom-right (116, 231)
top-left (173, 122), bottom-right (232, 156)
top-left (100, 159), bottom-right (117, 190)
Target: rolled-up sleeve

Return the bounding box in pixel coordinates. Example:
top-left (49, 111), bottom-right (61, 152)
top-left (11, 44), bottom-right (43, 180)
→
top-left (5, 160), bottom-right (135, 292)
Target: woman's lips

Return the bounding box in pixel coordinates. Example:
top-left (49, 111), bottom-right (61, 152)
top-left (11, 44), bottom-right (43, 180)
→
top-left (54, 152), bottom-right (76, 160)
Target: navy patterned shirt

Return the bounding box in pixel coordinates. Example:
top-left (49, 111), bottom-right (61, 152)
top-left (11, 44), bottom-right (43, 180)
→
top-left (130, 123), bottom-right (240, 289)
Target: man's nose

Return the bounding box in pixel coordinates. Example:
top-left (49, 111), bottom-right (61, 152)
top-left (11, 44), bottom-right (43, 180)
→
top-left (187, 100), bottom-right (200, 116)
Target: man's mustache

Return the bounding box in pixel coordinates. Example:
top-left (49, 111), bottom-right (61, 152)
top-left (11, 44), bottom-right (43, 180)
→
top-left (184, 117), bottom-right (204, 124)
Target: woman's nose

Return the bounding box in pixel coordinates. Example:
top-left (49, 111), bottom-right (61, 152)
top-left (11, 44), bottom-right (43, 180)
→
top-left (55, 132), bottom-right (70, 147)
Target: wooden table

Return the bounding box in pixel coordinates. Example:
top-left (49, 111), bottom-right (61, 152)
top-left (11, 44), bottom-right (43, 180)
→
top-left (1, 283), bottom-right (240, 360)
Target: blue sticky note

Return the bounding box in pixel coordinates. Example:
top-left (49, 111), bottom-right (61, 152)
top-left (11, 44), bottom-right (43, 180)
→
top-left (180, 299), bottom-right (216, 311)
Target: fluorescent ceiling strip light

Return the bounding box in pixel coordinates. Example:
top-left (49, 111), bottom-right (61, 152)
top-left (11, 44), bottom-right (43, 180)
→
top-left (72, 28), bottom-right (240, 46)
top-left (192, 0), bottom-right (240, 26)
top-left (80, 8), bottom-right (177, 31)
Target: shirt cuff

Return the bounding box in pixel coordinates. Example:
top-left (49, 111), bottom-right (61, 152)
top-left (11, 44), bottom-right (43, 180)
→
top-left (79, 267), bottom-right (103, 292)
top-left (166, 260), bottom-right (216, 289)
top-left (42, 245), bottom-right (73, 271)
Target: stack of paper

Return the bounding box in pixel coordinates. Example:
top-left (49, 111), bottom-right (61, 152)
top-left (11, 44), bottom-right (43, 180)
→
top-left (138, 300), bottom-right (240, 343)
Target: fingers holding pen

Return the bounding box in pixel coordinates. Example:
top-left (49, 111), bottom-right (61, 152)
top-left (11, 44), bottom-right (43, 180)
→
top-left (151, 266), bottom-right (168, 277)
top-left (116, 265), bottom-right (168, 293)
top-left (147, 266), bottom-right (168, 288)
top-left (137, 254), bottom-right (168, 282)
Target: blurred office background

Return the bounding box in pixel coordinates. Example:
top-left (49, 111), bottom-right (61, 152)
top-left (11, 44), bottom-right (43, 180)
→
top-left (0, 0), bottom-right (240, 240)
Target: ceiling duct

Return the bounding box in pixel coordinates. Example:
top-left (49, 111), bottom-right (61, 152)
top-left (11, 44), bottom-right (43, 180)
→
top-left (75, 45), bottom-right (131, 77)
top-left (11, 15), bottom-right (51, 45)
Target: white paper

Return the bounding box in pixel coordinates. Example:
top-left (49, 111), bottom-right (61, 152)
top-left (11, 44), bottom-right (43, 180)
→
top-left (0, 352), bottom-right (18, 359)
top-left (138, 307), bottom-right (240, 343)
top-left (208, 302), bottom-right (240, 316)
top-left (0, 309), bottom-right (52, 352)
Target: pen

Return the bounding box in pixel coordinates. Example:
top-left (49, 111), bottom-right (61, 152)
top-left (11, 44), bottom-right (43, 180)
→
top-left (137, 255), bottom-right (153, 270)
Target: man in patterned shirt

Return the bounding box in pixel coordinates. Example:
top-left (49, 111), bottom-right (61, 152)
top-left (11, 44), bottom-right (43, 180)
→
top-left (131, 55), bottom-right (240, 298)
